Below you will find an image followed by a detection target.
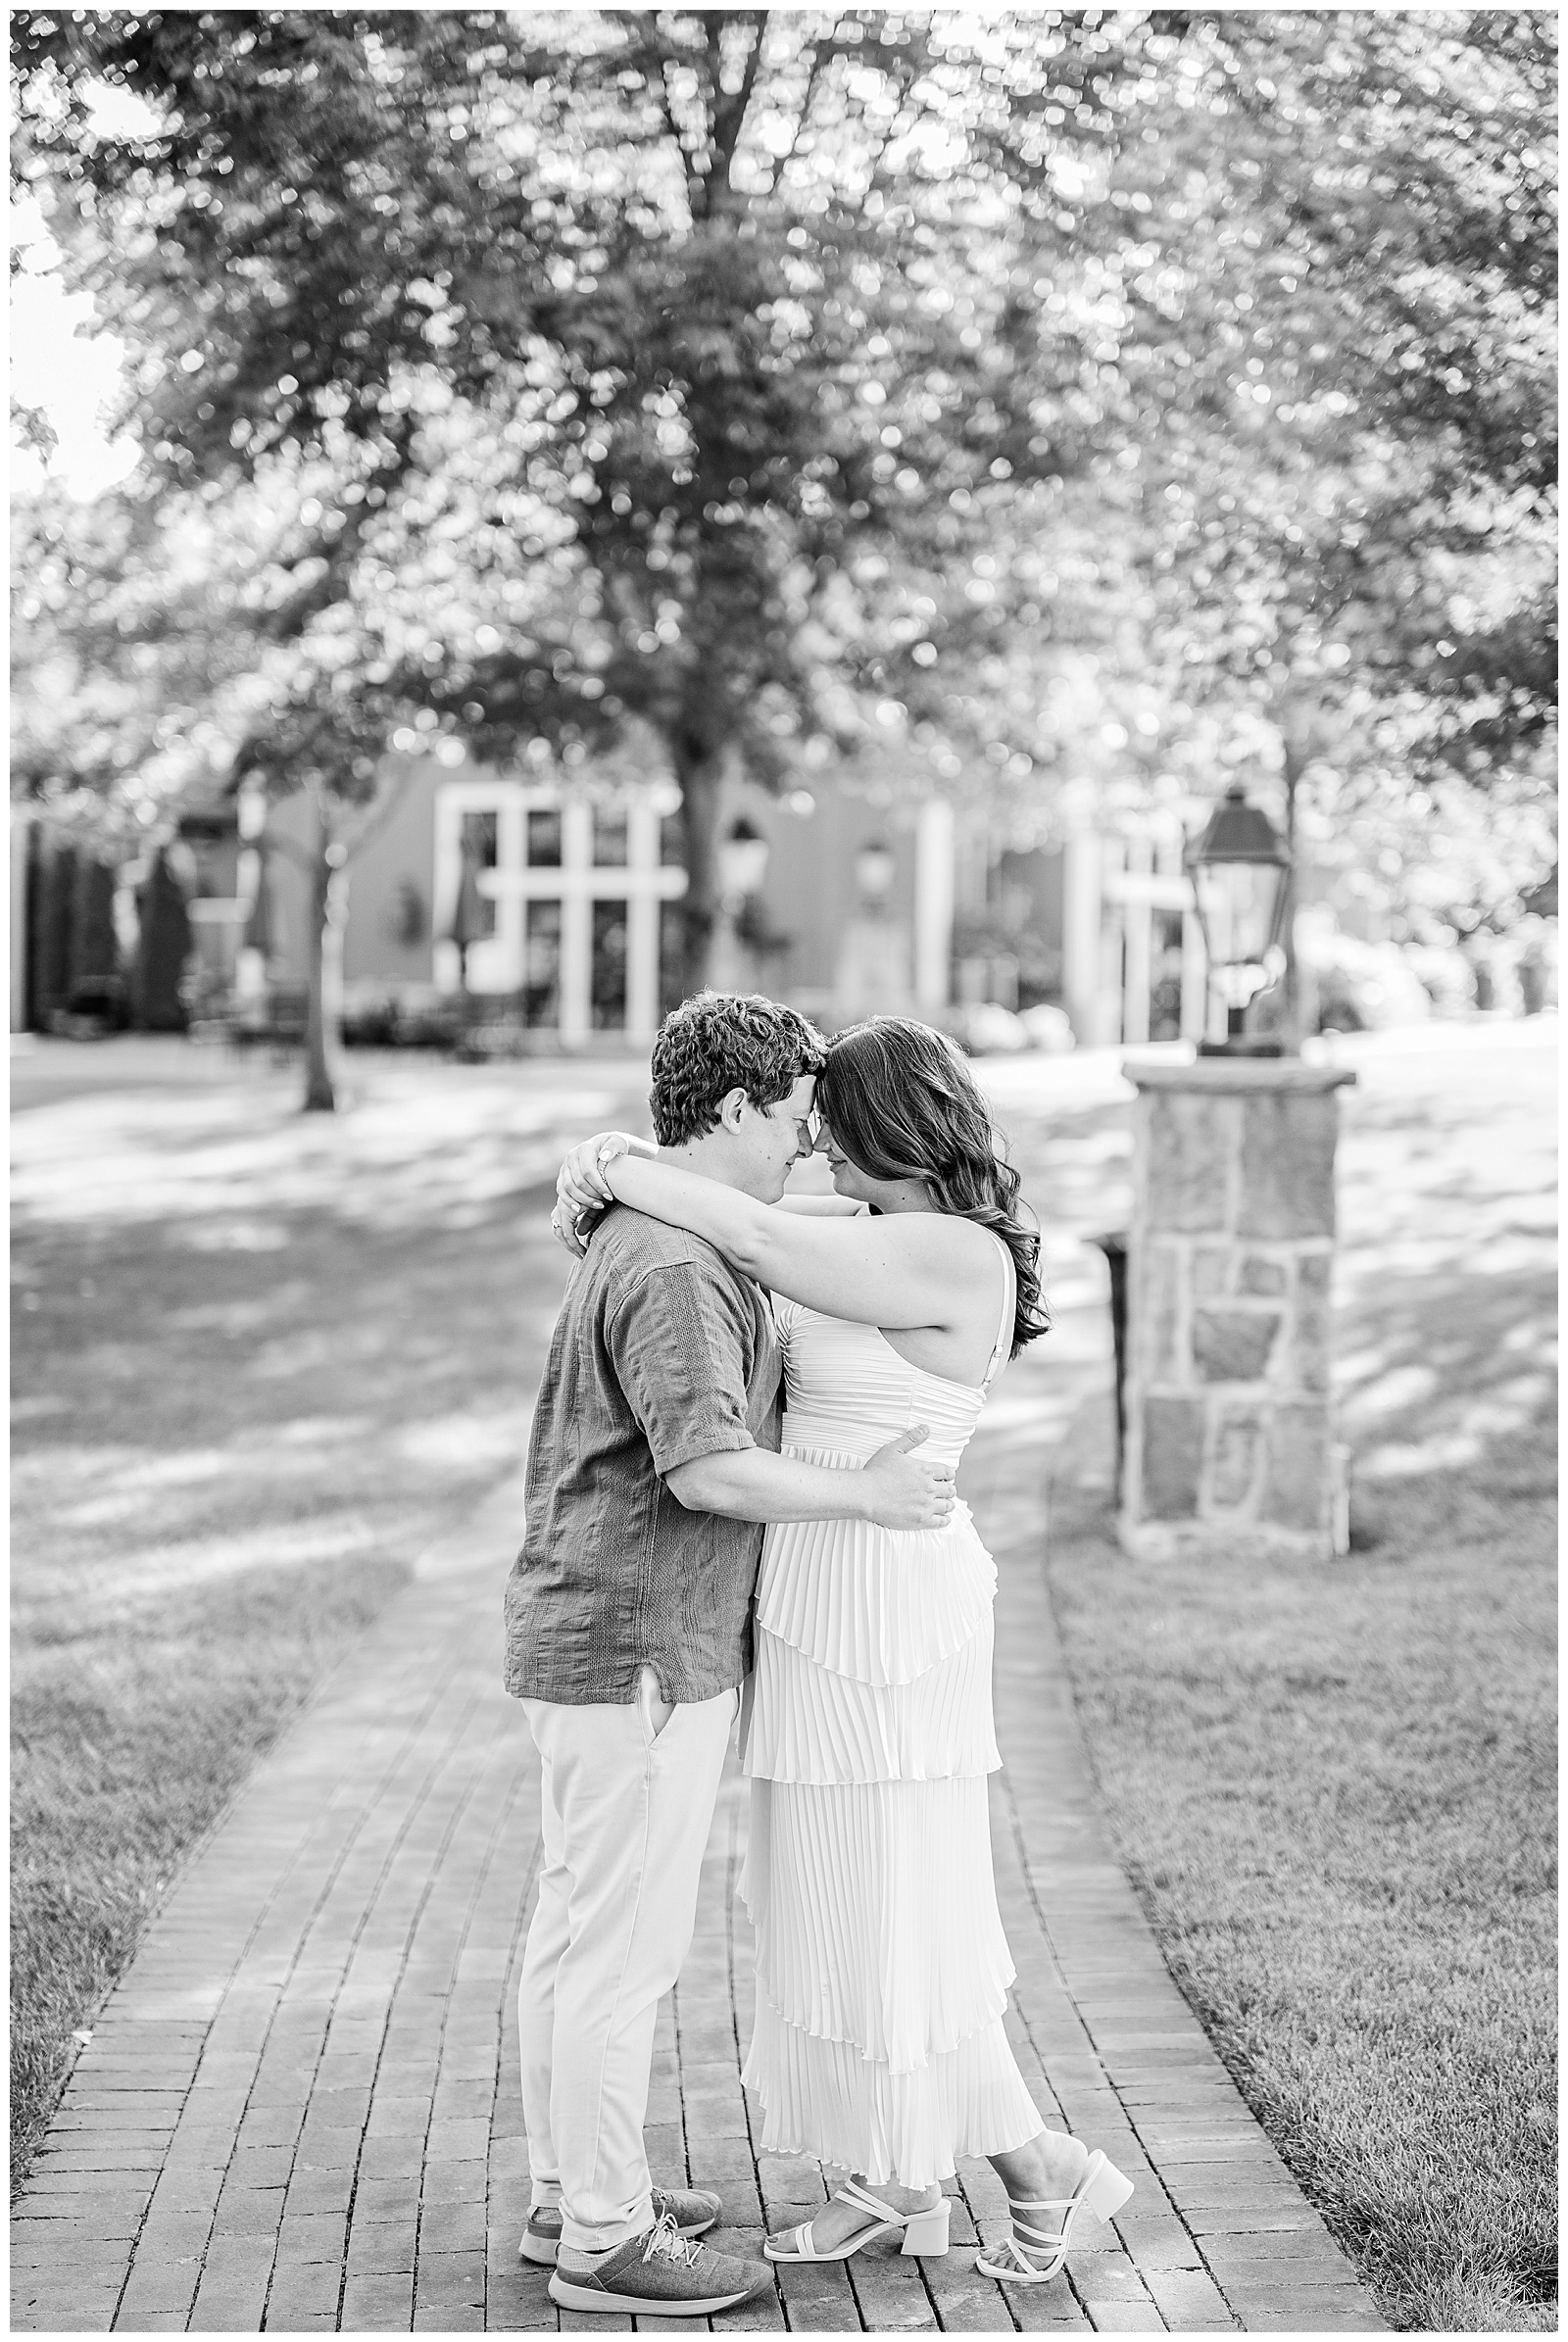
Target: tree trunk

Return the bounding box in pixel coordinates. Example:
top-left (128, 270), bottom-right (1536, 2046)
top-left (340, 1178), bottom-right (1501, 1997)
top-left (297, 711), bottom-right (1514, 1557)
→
top-left (302, 809), bottom-right (336, 1113)
top-left (1279, 728), bottom-right (1302, 1051)
top-left (673, 740), bottom-right (725, 1000)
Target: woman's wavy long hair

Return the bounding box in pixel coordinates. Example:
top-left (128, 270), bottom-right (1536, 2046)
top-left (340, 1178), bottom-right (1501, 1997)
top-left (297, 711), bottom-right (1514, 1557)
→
top-left (814, 1016), bottom-right (1050, 1357)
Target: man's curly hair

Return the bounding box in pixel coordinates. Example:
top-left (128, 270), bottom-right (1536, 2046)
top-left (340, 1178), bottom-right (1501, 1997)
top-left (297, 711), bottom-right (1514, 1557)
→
top-left (651, 991), bottom-right (827, 1147)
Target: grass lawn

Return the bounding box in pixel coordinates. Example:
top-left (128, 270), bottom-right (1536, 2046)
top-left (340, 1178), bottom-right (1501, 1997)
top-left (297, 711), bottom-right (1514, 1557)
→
top-left (10, 1046), bottom-right (653, 2194)
top-left (12, 1019), bottom-right (1555, 2335)
top-left (1046, 1023), bottom-right (1557, 2334)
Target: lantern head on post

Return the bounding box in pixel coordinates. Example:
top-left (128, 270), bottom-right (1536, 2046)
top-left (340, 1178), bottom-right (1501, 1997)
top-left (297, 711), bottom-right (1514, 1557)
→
top-left (853, 837), bottom-right (896, 911)
top-left (710, 818), bottom-right (772, 997)
top-left (1188, 781), bottom-right (1291, 1055)
top-left (719, 817), bottom-right (770, 906)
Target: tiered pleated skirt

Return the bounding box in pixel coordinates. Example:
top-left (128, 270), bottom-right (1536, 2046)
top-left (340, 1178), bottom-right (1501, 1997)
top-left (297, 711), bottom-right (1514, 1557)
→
top-left (737, 1442), bottom-right (1046, 2187)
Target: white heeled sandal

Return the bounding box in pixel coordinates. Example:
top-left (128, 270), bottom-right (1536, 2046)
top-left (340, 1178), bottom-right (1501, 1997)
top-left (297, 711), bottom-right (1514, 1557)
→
top-left (976, 2149), bottom-right (1135, 2285)
top-left (763, 2177), bottom-right (952, 2263)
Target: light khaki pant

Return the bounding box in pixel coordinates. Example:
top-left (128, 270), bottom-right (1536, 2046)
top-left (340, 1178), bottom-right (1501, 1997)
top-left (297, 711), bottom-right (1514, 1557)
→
top-left (517, 1669), bottom-right (737, 2254)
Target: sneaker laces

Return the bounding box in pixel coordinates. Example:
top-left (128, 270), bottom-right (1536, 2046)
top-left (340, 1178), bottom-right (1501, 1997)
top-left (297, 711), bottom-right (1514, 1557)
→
top-left (642, 2211), bottom-right (704, 2269)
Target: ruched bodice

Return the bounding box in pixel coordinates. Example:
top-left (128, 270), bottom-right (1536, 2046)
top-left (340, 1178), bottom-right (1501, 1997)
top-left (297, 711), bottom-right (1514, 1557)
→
top-left (737, 1241), bottom-right (1047, 2187)
top-left (752, 1299), bottom-right (999, 1706)
top-left (777, 1301), bottom-right (993, 1471)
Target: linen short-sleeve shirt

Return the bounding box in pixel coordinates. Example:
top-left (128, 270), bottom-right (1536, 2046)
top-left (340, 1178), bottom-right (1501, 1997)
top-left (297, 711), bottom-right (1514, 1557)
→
top-left (504, 1203), bottom-right (780, 1705)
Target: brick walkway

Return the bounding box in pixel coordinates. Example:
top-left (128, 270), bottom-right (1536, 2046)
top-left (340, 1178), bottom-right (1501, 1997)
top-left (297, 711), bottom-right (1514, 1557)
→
top-left (12, 1257), bottom-right (1385, 2335)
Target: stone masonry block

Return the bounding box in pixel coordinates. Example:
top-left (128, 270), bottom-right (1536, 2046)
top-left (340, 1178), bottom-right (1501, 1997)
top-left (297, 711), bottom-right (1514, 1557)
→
top-left (1192, 1308), bottom-right (1281, 1384)
top-left (1140, 1397), bottom-right (1204, 1519)
top-left (1208, 1411), bottom-right (1263, 1512)
top-left (1192, 1245), bottom-right (1231, 1299)
top-left (1263, 1402), bottom-right (1330, 1534)
top-left (1239, 1253), bottom-right (1288, 1296)
top-left (1134, 1240), bottom-right (1183, 1384)
top-left (1146, 1095), bottom-right (1236, 1235)
top-left (1238, 1095), bottom-right (1338, 1240)
top-left (1292, 1250), bottom-right (1334, 1393)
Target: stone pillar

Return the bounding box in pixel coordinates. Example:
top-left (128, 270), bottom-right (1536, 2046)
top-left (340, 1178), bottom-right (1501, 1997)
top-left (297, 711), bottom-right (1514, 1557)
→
top-left (1120, 1058), bottom-right (1356, 1563)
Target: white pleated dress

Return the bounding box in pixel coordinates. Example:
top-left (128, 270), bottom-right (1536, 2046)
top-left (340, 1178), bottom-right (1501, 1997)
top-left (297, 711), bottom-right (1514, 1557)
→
top-left (737, 1237), bottom-right (1047, 2189)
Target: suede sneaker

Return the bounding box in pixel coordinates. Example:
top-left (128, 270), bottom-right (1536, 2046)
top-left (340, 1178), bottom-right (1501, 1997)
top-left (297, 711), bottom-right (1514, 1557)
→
top-left (518, 2185), bottom-right (721, 2267)
top-left (548, 2212), bottom-right (765, 2317)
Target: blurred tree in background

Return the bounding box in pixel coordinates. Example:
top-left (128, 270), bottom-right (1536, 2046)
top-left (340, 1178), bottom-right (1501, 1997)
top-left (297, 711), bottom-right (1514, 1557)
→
top-left (11, 473), bottom-right (403, 1098)
top-left (131, 848), bottom-right (192, 1032)
top-left (11, 6), bottom-right (1557, 1071)
top-left (12, 6), bottom-right (1135, 997)
top-left (1123, 11), bottom-right (1556, 1019)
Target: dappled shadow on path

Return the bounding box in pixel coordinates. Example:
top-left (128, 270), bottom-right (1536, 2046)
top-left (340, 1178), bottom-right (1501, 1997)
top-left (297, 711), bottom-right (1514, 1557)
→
top-left (10, 1057), bottom-right (657, 2186)
top-left (12, 1063), bottom-right (661, 1627)
top-left (1333, 1027), bottom-right (1555, 1497)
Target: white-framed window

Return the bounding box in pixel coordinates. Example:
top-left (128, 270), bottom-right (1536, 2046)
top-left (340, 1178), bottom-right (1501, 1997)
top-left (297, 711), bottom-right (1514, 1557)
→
top-left (433, 776), bottom-right (687, 1043)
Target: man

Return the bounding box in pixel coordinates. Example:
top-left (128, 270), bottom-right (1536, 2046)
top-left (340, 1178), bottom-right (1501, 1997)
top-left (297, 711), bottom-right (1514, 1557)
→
top-left (505, 991), bottom-right (955, 2318)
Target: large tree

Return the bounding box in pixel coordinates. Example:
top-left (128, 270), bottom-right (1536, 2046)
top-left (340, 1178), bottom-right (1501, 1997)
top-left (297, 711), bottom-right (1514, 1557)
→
top-left (1113, 9), bottom-right (1557, 1028)
top-left (14, 8), bottom-right (1555, 1053)
top-left (13, 8), bottom-right (1159, 989)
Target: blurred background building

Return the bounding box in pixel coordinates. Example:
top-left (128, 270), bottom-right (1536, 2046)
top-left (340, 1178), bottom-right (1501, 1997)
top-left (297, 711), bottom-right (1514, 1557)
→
top-left (13, 749), bottom-right (1558, 1054)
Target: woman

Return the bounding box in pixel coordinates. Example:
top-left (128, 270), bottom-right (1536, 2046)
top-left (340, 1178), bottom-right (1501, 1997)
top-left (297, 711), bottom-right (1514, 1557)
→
top-left (554, 1015), bottom-right (1132, 2284)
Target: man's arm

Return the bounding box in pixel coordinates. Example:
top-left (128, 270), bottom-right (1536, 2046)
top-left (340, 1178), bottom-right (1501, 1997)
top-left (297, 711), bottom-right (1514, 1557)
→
top-left (579, 1148), bottom-right (987, 1334)
top-left (605, 1260), bottom-right (954, 1533)
top-left (667, 1430), bottom-right (953, 1531)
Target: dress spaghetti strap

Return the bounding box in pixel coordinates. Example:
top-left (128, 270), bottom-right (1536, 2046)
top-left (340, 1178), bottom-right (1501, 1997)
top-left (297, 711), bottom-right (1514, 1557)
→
top-left (981, 1230), bottom-right (1015, 1391)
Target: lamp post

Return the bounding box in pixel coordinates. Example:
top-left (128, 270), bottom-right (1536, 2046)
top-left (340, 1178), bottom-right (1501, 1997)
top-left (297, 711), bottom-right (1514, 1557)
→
top-left (853, 838), bottom-right (896, 910)
top-left (235, 785), bottom-right (272, 1003)
top-left (1117, 775), bottom-right (1353, 1565)
top-left (719, 817), bottom-right (770, 907)
top-left (1188, 781), bottom-right (1291, 1056)
top-left (712, 818), bottom-right (770, 992)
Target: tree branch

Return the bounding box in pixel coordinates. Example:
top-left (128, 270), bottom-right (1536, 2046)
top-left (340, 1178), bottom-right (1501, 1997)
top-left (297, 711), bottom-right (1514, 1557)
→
top-left (656, 51), bottom-right (706, 211)
top-left (708, 12), bottom-right (767, 203)
top-left (766, 25), bottom-right (834, 195)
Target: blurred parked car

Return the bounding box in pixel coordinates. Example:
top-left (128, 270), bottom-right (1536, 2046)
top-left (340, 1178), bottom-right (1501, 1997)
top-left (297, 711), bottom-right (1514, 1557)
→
top-left (1017, 1002), bottom-right (1076, 1053)
top-left (52, 974), bottom-right (130, 1039)
top-left (1299, 922), bottom-right (1435, 1033)
top-left (338, 982), bottom-right (465, 1051)
top-left (949, 1001), bottom-right (1033, 1055)
top-left (1515, 917), bottom-right (1557, 1015)
top-left (1402, 942), bottom-right (1477, 1019)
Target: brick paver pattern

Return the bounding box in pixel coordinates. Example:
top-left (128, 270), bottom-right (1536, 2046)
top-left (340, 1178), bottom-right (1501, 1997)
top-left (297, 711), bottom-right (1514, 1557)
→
top-left (12, 1246), bottom-right (1386, 2335)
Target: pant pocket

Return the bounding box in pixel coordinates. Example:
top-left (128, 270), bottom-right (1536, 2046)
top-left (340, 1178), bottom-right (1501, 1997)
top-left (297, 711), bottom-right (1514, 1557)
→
top-left (636, 1663), bottom-right (675, 1747)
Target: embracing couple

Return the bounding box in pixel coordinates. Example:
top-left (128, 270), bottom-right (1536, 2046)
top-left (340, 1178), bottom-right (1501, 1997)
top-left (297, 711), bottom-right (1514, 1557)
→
top-left (503, 991), bottom-right (1132, 2318)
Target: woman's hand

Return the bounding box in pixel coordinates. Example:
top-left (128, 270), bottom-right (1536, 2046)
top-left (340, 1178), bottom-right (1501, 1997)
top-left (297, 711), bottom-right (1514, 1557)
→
top-left (552, 1130), bottom-right (658, 1254)
top-left (557, 1131), bottom-right (636, 1219)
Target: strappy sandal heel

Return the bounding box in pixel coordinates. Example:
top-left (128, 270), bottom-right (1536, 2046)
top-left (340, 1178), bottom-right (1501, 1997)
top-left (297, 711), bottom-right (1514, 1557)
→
top-left (763, 2177), bottom-right (952, 2263)
top-left (976, 2150), bottom-right (1134, 2285)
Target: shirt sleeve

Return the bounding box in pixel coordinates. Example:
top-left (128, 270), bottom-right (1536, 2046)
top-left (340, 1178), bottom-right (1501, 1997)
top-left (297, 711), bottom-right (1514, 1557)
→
top-left (607, 1261), bottom-right (759, 1478)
